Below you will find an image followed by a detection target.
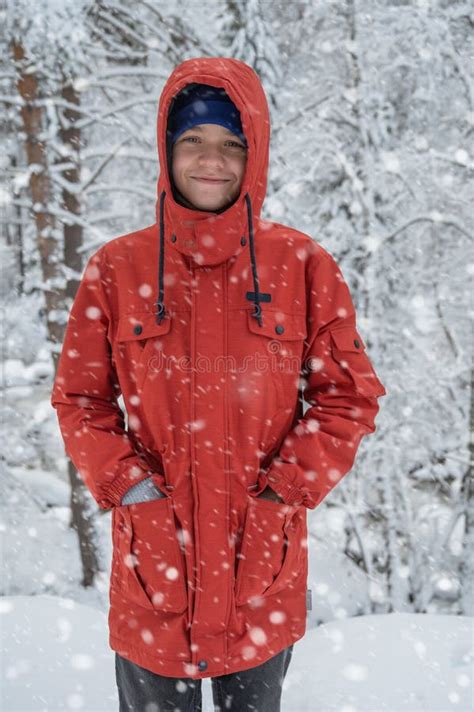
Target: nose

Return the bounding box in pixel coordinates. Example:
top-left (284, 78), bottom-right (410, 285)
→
top-left (197, 145), bottom-right (226, 167)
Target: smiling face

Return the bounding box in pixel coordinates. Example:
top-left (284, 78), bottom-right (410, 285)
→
top-left (171, 123), bottom-right (248, 212)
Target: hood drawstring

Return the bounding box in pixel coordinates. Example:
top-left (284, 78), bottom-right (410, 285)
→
top-left (155, 189), bottom-right (167, 324)
top-left (155, 190), bottom-right (264, 327)
top-left (244, 193), bottom-right (263, 327)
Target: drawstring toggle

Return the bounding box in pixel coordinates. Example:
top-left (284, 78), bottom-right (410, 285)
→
top-left (251, 302), bottom-right (263, 327)
top-left (154, 300), bottom-right (166, 324)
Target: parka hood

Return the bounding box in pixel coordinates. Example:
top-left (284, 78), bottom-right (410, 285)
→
top-left (153, 57), bottom-right (271, 327)
top-left (156, 56), bottom-right (270, 228)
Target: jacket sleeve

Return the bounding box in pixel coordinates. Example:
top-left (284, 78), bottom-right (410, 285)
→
top-left (258, 245), bottom-right (387, 510)
top-left (50, 247), bottom-right (157, 510)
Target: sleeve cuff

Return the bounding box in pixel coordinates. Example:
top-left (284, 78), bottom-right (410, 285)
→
top-left (248, 461), bottom-right (305, 506)
top-left (263, 462), bottom-right (305, 507)
top-left (97, 460), bottom-right (158, 509)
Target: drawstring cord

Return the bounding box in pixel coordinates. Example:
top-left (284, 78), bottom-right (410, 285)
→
top-left (155, 190), bottom-right (167, 324)
top-left (244, 193), bottom-right (263, 327)
top-left (156, 190), bottom-right (264, 327)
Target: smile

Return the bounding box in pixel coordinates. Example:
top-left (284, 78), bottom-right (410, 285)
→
top-left (191, 177), bottom-right (230, 184)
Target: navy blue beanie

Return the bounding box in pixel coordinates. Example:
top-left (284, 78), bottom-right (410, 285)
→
top-left (167, 83), bottom-right (247, 146)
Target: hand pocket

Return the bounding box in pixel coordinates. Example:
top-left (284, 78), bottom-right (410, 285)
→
top-left (121, 476), bottom-right (166, 505)
top-left (256, 485), bottom-right (285, 503)
top-left (235, 495), bottom-right (306, 605)
top-left (111, 496), bottom-right (187, 613)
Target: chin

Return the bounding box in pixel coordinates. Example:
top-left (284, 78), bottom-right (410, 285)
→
top-left (192, 198), bottom-right (222, 211)
top-left (202, 202), bottom-right (230, 212)
top-left (190, 194), bottom-right (236, 212)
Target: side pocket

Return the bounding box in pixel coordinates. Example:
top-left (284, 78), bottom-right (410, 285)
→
top-left (235, 495), bottom-right (306, 606)
top-left (329, 327), bottom-right (386, 397)
top-left (121, 476), bottom-right (166, 505)
top-left (111, 496), bottom-right (187, 613)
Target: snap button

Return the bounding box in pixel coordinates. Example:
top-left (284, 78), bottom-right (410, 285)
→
top-left (240, 236), bottom-right (247, 246)
top-left (133, 324), bottom-right (143, 336)
top-left (354, 339), bottom-right (360, 348)
top-left (197, 660), bottom-right (208, 671)
top-left (171, 234), bottom-right (177, 243)
top-left (275, 325), bottom-right (285, 335)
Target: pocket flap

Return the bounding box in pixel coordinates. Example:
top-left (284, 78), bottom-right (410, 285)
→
top-left (329, 326), bottom-right (386, 397)
top-left (330, 327), bottom-right (366, 352)
top-left (117, 312), bottom-right (172, 342)
top-left (247, 309), bottom-right (307, 341)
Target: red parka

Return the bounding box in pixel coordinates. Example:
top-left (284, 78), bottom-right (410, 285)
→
top-left (51, 57), bottom-right (386, 679)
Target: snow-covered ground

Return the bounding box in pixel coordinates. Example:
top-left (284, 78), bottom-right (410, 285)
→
top-left (1, 595), bottom-right (472, 712)
top-left (1, 455), bottom-right (473, 711)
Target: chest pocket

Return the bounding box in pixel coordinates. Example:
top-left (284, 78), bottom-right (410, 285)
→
top-left (115, 312), bottom-right (172, 392)
top-left (246, 309), bottom-right (307, 411)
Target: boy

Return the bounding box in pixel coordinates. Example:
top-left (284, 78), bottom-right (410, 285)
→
top-left (51, 57), bottom-right (386, 711)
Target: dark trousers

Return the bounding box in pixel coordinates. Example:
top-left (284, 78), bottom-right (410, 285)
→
top-left (115, 644), bottom-right (294, 712)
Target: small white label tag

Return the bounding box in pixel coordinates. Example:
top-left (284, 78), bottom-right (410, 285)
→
top-left (306, 588), bottom-right (312, 611)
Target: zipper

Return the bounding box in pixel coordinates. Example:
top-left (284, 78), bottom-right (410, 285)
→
top-left (189, 261), bottom-right (200, 635)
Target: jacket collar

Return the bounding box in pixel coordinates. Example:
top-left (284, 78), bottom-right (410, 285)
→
top-left (161, 189), bottom-right (249, 267)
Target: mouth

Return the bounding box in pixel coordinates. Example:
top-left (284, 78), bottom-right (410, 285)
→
top-left (191, 177), bottom-right (230, 184)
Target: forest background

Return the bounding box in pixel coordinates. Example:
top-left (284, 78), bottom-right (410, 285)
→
top-left (0, 0), bottom-right (472, 673)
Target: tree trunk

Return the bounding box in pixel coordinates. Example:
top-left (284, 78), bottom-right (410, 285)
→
top-left (60, 78), bottom-right (101, 587)
top-left (12, 39), bottom-right (64, 354)
top-left (459, 357), bottom-right (474, 614)
top-left (68, 461), bottom-right (101, 587)
top-left (13, 38), bottom-right (101, 588)
top-left (7, 155), bottom-right (26, 295)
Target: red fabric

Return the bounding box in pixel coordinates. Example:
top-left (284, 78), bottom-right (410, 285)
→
top-left (51, 57), bottom-right (386, 679)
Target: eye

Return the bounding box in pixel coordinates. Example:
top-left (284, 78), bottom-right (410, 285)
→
top-left (181, 136), bottom-right (246, 149)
